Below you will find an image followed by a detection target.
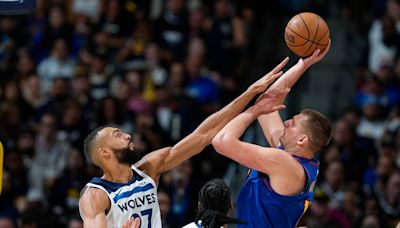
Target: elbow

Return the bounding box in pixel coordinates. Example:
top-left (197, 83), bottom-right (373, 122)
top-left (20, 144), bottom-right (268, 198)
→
top-left (212, 133), bottom-right (234, 155)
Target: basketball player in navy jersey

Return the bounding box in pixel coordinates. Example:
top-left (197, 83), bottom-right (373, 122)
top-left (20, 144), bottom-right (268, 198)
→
top-left (78, 58), bottom-right (290, 228)
top-left (212, 41), bottom-right (332, 227)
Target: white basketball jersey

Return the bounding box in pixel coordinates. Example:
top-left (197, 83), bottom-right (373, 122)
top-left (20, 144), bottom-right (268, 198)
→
top-left (80, 165), bottom-right (162, 228)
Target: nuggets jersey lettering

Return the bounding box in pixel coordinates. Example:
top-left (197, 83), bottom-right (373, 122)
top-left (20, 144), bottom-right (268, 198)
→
top-left (237, 152), bottom-right (319, 228)
top-left (80, 165), bottom-right (162, 228)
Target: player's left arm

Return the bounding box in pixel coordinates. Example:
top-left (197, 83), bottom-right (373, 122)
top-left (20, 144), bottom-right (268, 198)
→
top-left (136, 58), bottom-right (290, 179)
top-left (257, 40), bottom-right (331, 147)
top-left (212, 87), bottom-right (294, 175)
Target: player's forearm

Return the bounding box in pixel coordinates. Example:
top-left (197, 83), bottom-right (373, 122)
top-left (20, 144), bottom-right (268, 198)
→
top-left (215, 108), bottom-right (257, 140)
top-left (212, 109), bottom-right (257, 157)
top-left (160, 90), bottom-right (259, 174)
top-left (256, 61), bottom-right (307, 144)
top-left (268, 60), bottom-right (307, 91)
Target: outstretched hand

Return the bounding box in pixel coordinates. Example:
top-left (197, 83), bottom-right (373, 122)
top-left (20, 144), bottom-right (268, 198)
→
top-left (247, 57), bottom-right (289, 94)
top-left (251, 86), bottom-right (290, 116)
top-left (301, 38), bottom-right (331, 68)
top-left (122, 218), bottom-right (140, 228)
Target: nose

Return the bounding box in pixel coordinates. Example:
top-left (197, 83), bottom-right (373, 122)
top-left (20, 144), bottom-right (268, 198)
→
top-left (125, 133), bottom-right (132, 141)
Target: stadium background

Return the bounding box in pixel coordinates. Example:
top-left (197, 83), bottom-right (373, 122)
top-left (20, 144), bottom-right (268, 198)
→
top-left (0, 0), bottom-right (399, 227)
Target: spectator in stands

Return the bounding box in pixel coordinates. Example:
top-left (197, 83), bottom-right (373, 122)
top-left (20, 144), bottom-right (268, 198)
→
top-left (37, 38), bottom-right (76, 95)
top-left (26, 112), bottom-right (71, 203)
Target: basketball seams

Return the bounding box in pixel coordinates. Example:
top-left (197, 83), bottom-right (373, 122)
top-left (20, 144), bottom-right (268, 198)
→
top-left (285, 29), bottom-right (309, 46)
top-left (301, 14), bottom-right (320, 56)
top-left (298, 14), bottom-right (310, 40)
top-left (285, 12), bottom-right (330, 57)
top-left (285, 26), bottom-right (322, 45)
top-left (316, 26), bottom-right (330, 46)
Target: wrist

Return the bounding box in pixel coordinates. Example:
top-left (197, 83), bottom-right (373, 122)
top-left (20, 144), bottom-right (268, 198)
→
top-left (298, 59), bottom-right (309, 69)
top-left (245, 106), bottom-right (261, 119)
top-left (244, 88), bottom-right (258, 97)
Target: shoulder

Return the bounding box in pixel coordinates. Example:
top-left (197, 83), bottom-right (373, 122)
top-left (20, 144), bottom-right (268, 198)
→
top-left (266, 148), bottom-right (295, 163)
top-left (135, 147), bottom-right (173, 180)
top-left (79, 187), bottom-right (110, 218)
top-left (267, 149), bottom-right (304, 175)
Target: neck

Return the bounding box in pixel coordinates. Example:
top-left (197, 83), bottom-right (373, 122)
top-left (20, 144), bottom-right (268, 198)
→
top-left (102, 162), bottom-right (133, 183)
top-left (295, 150), bottom-right (313, 159)
top-left (283, 144), bottom-right (313, 159)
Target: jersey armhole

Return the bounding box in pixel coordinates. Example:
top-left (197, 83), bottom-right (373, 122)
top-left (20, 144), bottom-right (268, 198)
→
top-left (82, 184), bottom-right (113, 215)
top-left (131, 165), bottom-right (158, 188)
top-left (298, 163), bottom-right (310, 194)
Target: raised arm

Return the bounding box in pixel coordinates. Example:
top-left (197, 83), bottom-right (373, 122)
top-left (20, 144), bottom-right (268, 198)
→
top-left (79, 188), bottom-right (109, 228)
top-left (212, 87), bottom-right (307, 195)
top-left (136, 57), bottom-right (289, 180)
top-left (258, 40), bottom-right (331, 147)
top-left (212, 87), bottom-right (293, 174)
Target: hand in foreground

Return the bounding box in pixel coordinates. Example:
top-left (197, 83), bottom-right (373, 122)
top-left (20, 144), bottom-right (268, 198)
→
top-left (122, 217), bottom-right (140, 228)
top-left (247, 57), bottom-right (289, 94)
top-left (251, 86), bottom-right (290, 116)
top-left (301, 38), bottom-right (331, 68)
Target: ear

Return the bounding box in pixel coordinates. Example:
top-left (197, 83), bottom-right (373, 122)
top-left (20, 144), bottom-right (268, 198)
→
top-left (99, 147), bottom-right (112, 159)
top-left (297, 134), bottom-right (309, 146)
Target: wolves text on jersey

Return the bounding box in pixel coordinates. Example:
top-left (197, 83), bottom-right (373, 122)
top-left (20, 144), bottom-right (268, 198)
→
top-left (117, 192), bottom-right (156, 212)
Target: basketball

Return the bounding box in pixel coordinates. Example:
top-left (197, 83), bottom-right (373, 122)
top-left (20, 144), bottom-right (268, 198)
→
top-left (284, 12), bottom-right (330, 57)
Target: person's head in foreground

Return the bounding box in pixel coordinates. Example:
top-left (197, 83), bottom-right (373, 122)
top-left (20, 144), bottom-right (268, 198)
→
top-left (195, 178), bottom-right (246, 228)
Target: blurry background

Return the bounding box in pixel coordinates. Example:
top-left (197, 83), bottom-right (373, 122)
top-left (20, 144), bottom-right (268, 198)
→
top-left (0, 0), bottom-right (399, 227)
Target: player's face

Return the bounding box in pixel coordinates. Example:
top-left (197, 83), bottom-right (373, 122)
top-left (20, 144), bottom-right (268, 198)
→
top-left (280, 114), bottom-right (308, 147)
top-left (101, 127), bottom-right (140, 164)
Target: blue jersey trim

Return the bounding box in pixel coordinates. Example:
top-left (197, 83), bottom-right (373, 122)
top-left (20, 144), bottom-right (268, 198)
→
top-left (113, 183), bottom-right (154, 203)
top-left (88, 169), bottom-right (144, 193)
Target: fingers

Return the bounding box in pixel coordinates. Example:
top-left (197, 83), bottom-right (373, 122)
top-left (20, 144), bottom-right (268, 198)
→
top-left (314, 38), bottom-right (331, 58)
top-left (320, 38), bottom-right (331, 56)
top-left (122, 217), bottom-right (139, 228)
top-left (133, 218), bottom-right (140, 228)
top-left (311, 48), bottom-right (321, 58)
top-left (265, 70), bottom-right (283, 84)
top-left (272, 104), bottom-right (286, 112)
top-left (271, 57), bottom-right (289, 74)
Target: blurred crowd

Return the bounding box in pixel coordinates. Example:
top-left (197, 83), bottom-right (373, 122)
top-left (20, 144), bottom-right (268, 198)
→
top-left (0, 0), bottom-right (399, 228)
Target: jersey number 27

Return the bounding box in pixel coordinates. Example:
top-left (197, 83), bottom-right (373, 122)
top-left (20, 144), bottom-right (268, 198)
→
top-left (132, 208), bottom-right (152, 228)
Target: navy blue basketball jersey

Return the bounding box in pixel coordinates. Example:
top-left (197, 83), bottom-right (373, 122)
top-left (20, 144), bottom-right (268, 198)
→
top-left (236, 149), bottom-right (319, 228)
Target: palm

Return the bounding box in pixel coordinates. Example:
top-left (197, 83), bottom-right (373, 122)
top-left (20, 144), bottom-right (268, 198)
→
top-left (301, 39), bottom-right (331, 68)
top-left (254, 87), bottom-right (290, 115)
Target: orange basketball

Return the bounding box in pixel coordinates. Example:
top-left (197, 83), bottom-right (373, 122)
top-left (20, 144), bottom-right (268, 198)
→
top-left (284, 12), bottom-right (330, 57)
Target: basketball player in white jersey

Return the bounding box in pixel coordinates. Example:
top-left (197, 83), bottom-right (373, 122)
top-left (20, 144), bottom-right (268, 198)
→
top-left (78, 57), bottom-right (290, 228)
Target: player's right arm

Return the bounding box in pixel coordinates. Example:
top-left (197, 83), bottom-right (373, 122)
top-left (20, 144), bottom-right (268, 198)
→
top-left (136, 57), bottom-right (290, 182)
top-left (79, 187), bottom-right (110, 228)
top-left (257, 40), bottom-right (331, 147)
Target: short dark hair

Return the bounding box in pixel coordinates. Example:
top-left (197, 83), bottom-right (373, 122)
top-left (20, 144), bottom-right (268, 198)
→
top-left (301, 109), bottom-right (332, 153)
top-left (196, 179), bottom-right (246, 228)
top-left (83, 125), bottom-right (108, 164)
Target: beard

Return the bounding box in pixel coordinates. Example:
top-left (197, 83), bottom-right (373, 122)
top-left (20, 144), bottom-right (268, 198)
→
top-left (112, 145), bottom-right (141, 165)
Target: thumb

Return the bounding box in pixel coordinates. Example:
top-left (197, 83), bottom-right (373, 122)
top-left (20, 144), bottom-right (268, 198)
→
top-left (272, 105), bottom-right (286, 112)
